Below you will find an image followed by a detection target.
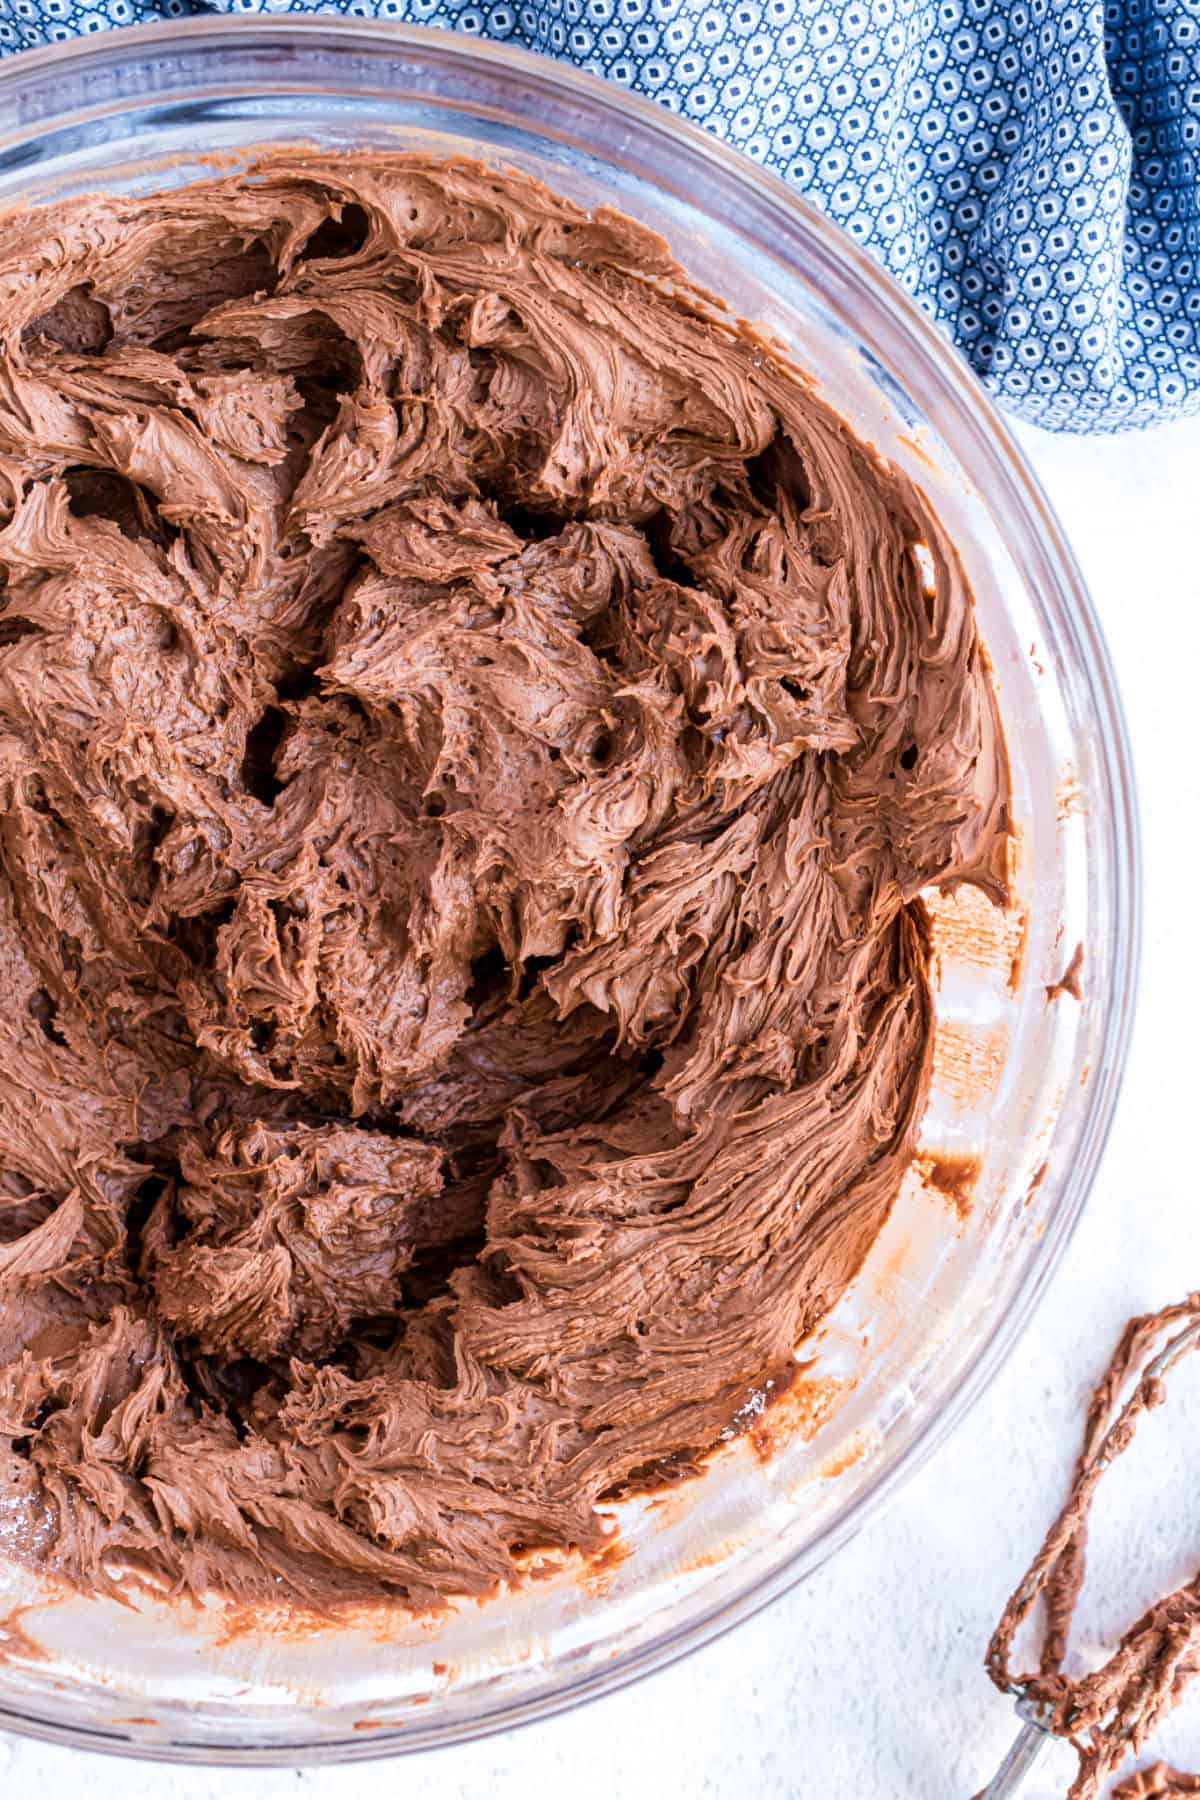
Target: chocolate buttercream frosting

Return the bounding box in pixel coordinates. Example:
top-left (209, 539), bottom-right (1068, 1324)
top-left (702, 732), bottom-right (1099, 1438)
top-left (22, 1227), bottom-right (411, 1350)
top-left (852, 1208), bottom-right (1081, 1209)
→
top-left (0, 153), bottom-right (1008, 1609)
top-left (987, 1296), bottom-right (1200, 1800)
top-left (1117, 1768), bottom-right (1200, 1798)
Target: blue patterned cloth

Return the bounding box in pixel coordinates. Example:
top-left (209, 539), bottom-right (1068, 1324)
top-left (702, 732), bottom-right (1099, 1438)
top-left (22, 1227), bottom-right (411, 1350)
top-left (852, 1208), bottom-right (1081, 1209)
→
top-left (2, 0), bottom-right (1199, 431)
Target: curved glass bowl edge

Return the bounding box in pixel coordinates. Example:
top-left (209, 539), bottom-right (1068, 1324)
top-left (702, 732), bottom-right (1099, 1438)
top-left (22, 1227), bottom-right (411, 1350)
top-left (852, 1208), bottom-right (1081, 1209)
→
top-left (0, 19), bottom-right (1142, 1764)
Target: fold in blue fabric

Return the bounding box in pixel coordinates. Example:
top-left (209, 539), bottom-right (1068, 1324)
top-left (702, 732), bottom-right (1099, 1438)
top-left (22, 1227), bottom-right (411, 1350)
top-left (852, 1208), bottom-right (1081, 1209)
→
top-left (1, 0), bottom-right (1199, 432)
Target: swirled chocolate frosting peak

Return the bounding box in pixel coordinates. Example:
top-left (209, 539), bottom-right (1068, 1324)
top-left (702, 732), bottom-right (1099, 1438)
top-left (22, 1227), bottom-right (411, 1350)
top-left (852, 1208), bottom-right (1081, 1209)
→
top-left (0, 153), bottom-right (1008, 1610)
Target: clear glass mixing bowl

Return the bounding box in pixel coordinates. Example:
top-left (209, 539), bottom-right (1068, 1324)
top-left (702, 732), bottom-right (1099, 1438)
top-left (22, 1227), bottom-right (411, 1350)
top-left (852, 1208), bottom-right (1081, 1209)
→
top-left (0, 20), bottom-right (1139, 1765)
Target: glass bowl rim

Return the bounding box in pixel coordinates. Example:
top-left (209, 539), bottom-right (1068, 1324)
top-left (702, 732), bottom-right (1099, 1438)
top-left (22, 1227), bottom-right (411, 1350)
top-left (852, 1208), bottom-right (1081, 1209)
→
top-left (0, 16), bottom-right (1142, 1766)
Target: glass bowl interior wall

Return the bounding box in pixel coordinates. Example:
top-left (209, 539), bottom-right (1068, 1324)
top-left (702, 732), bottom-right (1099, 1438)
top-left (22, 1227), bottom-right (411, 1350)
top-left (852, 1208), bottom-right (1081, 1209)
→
top-left (0, 21), bottom-right (1138, 1764)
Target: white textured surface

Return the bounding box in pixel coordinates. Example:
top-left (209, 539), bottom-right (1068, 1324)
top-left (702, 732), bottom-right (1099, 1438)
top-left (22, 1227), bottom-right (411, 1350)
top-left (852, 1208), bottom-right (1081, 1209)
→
top-left (5, 416), bottom-right (1200, 1799)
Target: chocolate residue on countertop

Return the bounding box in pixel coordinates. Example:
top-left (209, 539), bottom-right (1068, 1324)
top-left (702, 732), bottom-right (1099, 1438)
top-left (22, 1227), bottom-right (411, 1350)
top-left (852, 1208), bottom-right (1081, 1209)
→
top-left (0, 152), bottom-right (1008, 1610)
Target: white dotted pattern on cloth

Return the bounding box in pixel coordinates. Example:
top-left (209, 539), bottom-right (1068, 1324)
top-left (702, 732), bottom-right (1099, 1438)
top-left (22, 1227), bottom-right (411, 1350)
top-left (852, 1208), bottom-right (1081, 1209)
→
top-left (1, 0), bottom-right (1198, 431)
